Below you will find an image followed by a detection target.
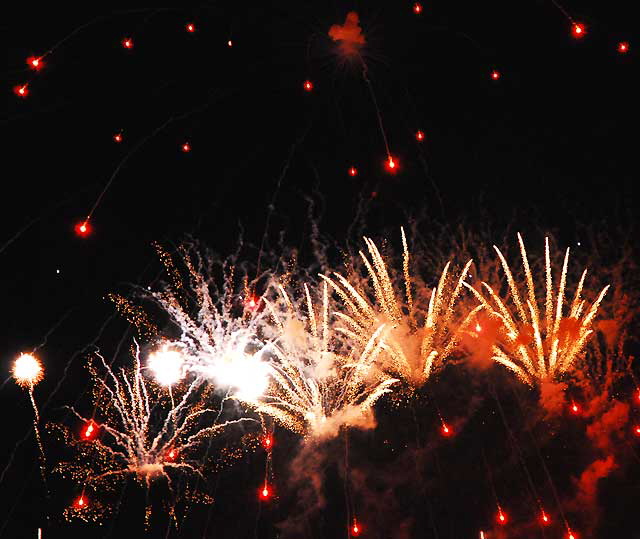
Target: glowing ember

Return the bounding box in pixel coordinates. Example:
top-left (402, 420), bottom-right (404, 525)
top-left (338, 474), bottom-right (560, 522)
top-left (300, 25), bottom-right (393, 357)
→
top-left (570, 401), bottom-right (580, 414)
top-left (475, 323), bottom-right (482, 332)
top-left (491, 70), bottom-right (500, 80)
top-left (385, 155), bottom-right (398, 173)
top-left (634, 426), bottom-right (640, 436)
top-left (186, 23), bottom-right (195, 33)
top-left (83, 420), bottom-right (97, 439)
top-left (348, 166), bottom-right (358, 177)
top-left (74, 495), bottom-right (87, 508)
top-left (245, 296), bottom-right (259, 310)
top-left (415, 130), bottom-right (425, 142)
top-left (13, 353), bottom-right (43, 387)
top-left (541, 510), bottom-right (550, 524)
top-left (148, 344), bottom-right (185, 386)
top-left (262, 435), bottom-right (273, 450)
top-left (259, 484), bottom-right (271, 500)
top-left (13, 84), bottom-right (29, 98)
top-left (122, 37), bottom-right (134, 49)
top-left (113, 132), bottom-right (123, 143)
top-left (441, 422), bottom-right (452, 436)
top-left (571, 23), bottom-right (586, 39)
top-left (351, 518), bottom-right (362, 536)
top-left (618, 41), bottom-right (629, 53)
top-left (303, 79), bottom-right (313, 92)
top-left (227, 39), bottom-right (233, 47)
top-left (75, 220), bottom-right (92, 237)
top-left (27, 56), bottom-right (43, 70)
top-left (497, 508), bottom-right (507, 524)
top-left (165, 448), bottom-right (177, 461)
top-left (413, 2), bottom-right (423, 14)
top-left (181, 142), bottom-right (191, 153)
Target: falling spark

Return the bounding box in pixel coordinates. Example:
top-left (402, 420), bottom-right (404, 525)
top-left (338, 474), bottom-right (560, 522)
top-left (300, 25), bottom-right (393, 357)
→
top-left (464, 234), bottom-right (609, 386)
top-left (571, 23), bottom-right (586, 39)
top-left (113, 132), bottom-right (123, 143)
top-left (185, 23), bottom-right (195, 33)
top-left (497, 507), bottom-right (507, 525)
top-left (303, 79), bottom-right (313, 92)
top-left (541, 509), bottom-right (550, 524)
top-left (491, 70), bottom-right (500, 80)
top-left (14, 84), bottom-right (29, 98)
top-left (227, 39), bottom-right (233, 47)
top-left (351, 518), bottom-right (362, 536)
top-left (617, 41), bottom-right (629, 53)
top-left (122, 37), bottom-right (134, 49)
top-left (415, 130), bottom-right (425, 142)
top-left (259, 483), bottom-right (272, 500)
top-left (413, 3), bottom-right (423, 15)
top-left (348, 166), bottom-right (358, 177)
top-left (27, 56), bottom-right (44, 70)
top-left (75, 220), bottom-right (92, 237)
top-left (181, 142), bottom-right (191, 153)
top-left (385, 155), bottom-right (398, 173)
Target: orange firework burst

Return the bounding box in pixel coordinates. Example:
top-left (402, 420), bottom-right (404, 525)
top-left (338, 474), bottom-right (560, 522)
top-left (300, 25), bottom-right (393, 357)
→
top-left (464, 234), bottom-right (609, 386)
top-left (13, 353), bottom-right (44, 387)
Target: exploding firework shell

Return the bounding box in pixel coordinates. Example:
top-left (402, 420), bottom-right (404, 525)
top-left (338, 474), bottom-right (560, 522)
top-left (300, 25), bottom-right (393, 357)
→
top-left (13, 353), bottom-right (44, 387)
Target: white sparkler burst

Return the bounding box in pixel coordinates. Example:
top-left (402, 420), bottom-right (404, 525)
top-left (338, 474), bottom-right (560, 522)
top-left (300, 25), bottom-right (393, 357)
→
top-left (67, 347), bottom-right (255, 490)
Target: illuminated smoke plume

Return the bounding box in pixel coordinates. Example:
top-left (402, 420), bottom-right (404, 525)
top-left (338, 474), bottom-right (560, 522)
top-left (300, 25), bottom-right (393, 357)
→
top-left (329, 12), bottom-right (366, 56)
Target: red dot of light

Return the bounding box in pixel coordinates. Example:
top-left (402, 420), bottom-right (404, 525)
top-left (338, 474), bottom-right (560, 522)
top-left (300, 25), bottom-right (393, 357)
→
top-left (166, 448), bottom-right (177, 461)
top-left (245, 295), bottom-right (259, 310)
top-left (570, 402), bottom-right (580, 415)
top-left (497, 509), bottom-right (507, 525)
top-left (303, 79), bottom-right (313, 92)
top-left (348, 166), bottom-right (358, 177)
top-left (351, 519), bottom-right (362, 537)
top-left (415, 130), bottom-right (425, 142)
top-left (441, 423), bottom-right (453, 437)
top-left (83, 421), bottom-right (97, 439)
top-left (75, 221), bottom-right (92, 238)
top-left (567, 531), bottom-right (577, 539)
top-left (385, 155), bottom-right (399, 173)
top-left (122, 37), bottom-right (134, 49)
top-left (541, 510), bottom-right (550, 525)
top-left (572, 23), bottom-right (586, 39)
top-left (113, 132), bottom-right (123, 143)
top-left (491, 70), bottom-right (500, 80)
top-left (636, 389), bottom-right (640, 402)
top-left (259, 484), bottom-right (272, 500)
top-left (13, 84), bottom-right (29, 98)
top-left (227, 39), bottom-right (233, 47)
top-left (27, 56), bottom-right (43, 70)
top-left (634, 425), bottom-right (640, 436)
top-left (413, 2), bottom-right (423, 14)
top-left (75, 495), bottom-right (87, 509)
top-left (618, 41), bottom-right (629, 53)
top-left (263, 435), bottom-right (273, 449)
top-left (181, 142), bottom-right (191, 153)
top-left (186, 23), bottom-right (195, 33)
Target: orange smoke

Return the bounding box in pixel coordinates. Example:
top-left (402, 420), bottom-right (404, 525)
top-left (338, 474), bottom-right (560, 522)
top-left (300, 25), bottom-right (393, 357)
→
top-left (328, 12), bottom-right (365, 55)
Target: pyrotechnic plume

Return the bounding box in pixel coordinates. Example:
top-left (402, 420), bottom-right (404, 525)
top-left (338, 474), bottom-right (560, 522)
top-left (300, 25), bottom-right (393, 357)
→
top-left (248, 281), bottom-right (398, 438)
top-left (58, 346), bottom-right (253, 521)
top-left (147, 246), bottom-right (272, 402)
top-left (321, 229), bottom-right (479, 388)
top-left (13, 353), bottom-right (48, 484)
top-left (464, 234), bottom-right (609, 386)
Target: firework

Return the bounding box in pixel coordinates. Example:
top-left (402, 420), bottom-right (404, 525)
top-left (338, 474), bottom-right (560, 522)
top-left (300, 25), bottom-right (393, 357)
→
top-left (59, 346), bottom-right (254, 522)
top-left (464, 234), bottom-right (609, 385)
top-left (321, 230), bottom-right (479, 388)
top-left (245, 281), bottom-right (397, 438)
top-left (147, 245), bottom-right (272, 401)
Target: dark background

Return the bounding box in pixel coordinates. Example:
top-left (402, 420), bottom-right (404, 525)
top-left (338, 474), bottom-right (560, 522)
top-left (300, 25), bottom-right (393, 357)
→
top-left (1, 1), bottom-right (638, 538)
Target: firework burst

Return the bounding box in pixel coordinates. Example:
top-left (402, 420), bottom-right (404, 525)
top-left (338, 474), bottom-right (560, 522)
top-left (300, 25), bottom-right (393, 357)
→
top-left (248, 281), bottom-right (398, 438)
top-left (57, 346), bottom-right (254, 522)
top-left (464, 234), bottom-right (609, 386)
top-left (321, 230), bottom-right (479, 388)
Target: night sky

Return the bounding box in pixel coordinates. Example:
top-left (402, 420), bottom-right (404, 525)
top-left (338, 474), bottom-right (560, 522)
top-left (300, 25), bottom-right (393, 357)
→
top-left (1, 2), bottom-right (638, 538)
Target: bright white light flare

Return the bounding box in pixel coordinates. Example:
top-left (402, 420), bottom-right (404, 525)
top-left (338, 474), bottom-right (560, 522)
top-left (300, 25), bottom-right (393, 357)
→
top-left (13, 353), bottom-right (43, 387)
